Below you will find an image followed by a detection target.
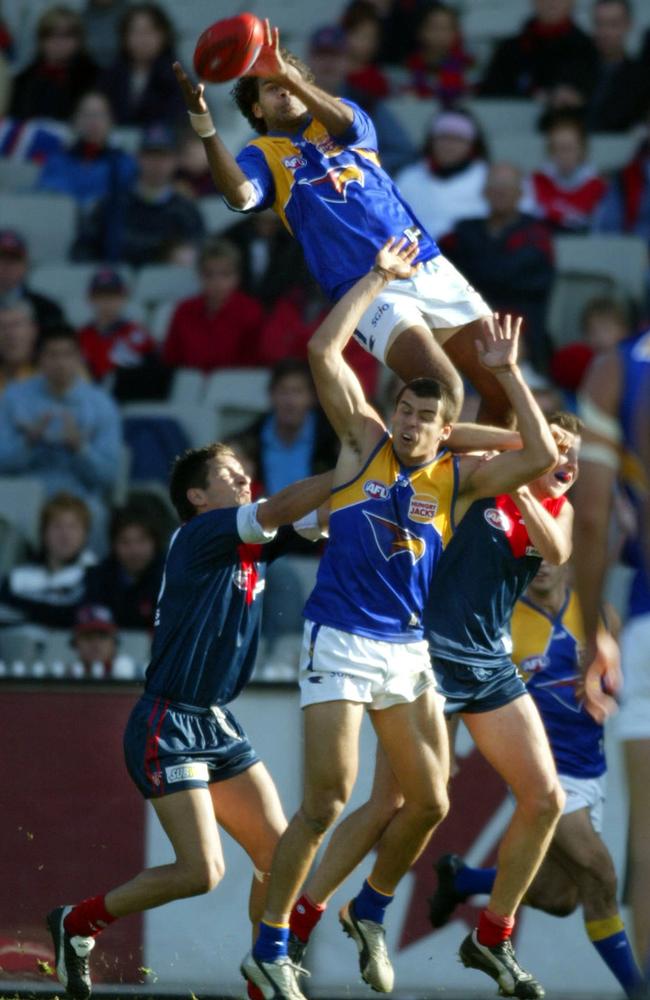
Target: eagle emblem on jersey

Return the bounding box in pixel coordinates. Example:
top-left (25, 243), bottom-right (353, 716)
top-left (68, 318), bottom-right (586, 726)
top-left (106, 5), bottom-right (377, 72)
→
top-left (299, 164), bottom-right (364, 202)
top-left (364, 510), bottom-right (426, 563)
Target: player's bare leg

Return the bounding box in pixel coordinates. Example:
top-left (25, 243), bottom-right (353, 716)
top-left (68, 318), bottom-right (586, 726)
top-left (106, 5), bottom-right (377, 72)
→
top-left (366, 689), bottom-right (449, 892)
top-left (527, 807), bottom-right (643, 996)
top-left (337, 688), bottom-right (449, 993)
top-left (385, 324), bottom-right (464, 419)
top-left (210, 762), bottom-right (287, 937)
top-left (443, 318), bottom-right (515, 426)
top-left (464, 696), bottom-right (563, 919)
top-left (263, 700), bottom-right (365, 924)
top-left (624, 738), bottom-right (650, 962)
top-left (458, 696), bottom-right (562, 999)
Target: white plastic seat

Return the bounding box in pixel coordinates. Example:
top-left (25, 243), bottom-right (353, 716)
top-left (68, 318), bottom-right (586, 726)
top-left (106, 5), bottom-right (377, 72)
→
top-left (29, 263), bottom-right (134, 304)
top-left (199, 195), bottom-right (236, 236)
top-left (553, 234), bottom-right (648, 303)
top-left (0, 192), bottom-right (77, 264)
top-left (0, 159), bottom-right (42, 192)
top-left (133, 264), bottom-right (200, 308)
top-left (121, 401), bottom-right (220, 450)
top-left (0, 476), bottom-right (46, 546)
top-left (383, 95), bottom-right (440, 147)
top-left (464, 98), bottom-right (539, 137)
top-left (169, 368), bottom-right (206, 405)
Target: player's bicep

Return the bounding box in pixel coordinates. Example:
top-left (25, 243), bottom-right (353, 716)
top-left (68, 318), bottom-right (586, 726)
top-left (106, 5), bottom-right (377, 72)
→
top-left (230, 148), bottom-right (275, 211)
top-left (458, 449), bottom-right (535, 501)
top-left (310, 348), bottom-right (378, 442)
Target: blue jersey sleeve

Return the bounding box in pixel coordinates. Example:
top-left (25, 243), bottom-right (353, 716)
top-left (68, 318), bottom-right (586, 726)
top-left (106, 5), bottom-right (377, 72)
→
top-left (337, 99), bottom-right (378, 153)
top-left (234, 145), bottom-right (275, 211)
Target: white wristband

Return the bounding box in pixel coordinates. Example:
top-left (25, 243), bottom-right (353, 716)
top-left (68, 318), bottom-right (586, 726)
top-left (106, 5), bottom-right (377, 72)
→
top-left (188, 109), bottom-right (216, 139)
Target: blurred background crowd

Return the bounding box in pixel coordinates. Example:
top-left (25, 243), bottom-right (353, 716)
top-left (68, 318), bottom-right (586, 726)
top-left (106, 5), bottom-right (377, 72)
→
top-left (0, 0), bottom-right (648, 680)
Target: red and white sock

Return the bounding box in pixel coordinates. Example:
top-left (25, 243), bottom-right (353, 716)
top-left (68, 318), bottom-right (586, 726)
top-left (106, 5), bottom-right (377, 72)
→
top-left (477, 908), bottom-right (515, 947)
top-left (290, 894), bottom-right (326, 943)
top-left (247, 981), bottom-right (264, 1000)
top-left (64, 896), bottom-right (117, 938)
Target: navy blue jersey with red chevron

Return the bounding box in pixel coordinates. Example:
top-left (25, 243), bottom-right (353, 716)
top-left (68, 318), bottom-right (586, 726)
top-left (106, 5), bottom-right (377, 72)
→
top-left (425, 493), bottom-right (566, 667)
top-left (144, 508), bottom-right (266, 709)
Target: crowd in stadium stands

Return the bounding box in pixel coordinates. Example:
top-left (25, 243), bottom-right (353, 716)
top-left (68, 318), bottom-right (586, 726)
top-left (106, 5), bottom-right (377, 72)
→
top-left (0, 0), bottom-right (648, 675)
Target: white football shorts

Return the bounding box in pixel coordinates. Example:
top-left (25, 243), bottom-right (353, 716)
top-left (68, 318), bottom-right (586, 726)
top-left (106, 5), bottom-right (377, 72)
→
top-left (354, 254), bottom-right (490, 363)
top-left (559, 773), bottom-right (606, 833)
top-left (299, 620), bottom-right (437, 710)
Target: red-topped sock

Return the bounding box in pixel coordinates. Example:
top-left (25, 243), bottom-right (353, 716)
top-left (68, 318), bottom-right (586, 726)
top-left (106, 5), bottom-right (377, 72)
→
top-left (477, 908), bottom-right (515, 947)
top-left (63, 896), bottom-right (117, 938)
top-left (247, 981), bottom-right (264, 1000)
top-left (290, 894), bottom-right (326, 943)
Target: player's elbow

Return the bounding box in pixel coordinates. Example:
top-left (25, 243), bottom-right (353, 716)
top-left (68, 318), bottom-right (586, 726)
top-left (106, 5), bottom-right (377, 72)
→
top-left (544, 542), bottom-right (572, 566)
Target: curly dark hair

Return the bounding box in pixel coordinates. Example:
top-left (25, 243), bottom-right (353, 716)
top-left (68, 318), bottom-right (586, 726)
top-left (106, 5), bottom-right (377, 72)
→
top-left (231, 50), bottom-right (315, 134)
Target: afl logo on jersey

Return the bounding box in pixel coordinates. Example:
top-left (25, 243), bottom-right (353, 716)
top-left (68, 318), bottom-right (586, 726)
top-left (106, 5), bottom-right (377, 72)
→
top-left (364, 479), bottom-right (390, 500)
top-left (484, 507), bottom-right (512, 532)
top-left (283, 154), bottom-right (307, 171)
top-left (408, 493), bottom-right (439, 523)
top-left (520, 654), bottom-right (548, 679)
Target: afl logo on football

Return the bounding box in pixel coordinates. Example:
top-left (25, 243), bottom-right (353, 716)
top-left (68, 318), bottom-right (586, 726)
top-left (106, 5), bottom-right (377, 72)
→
top-left (364, 479), bottom-right (389, 499)
top-left (408, 493), bottom-right (439, 523)
top-left (484, 507), bottom-right (512, 532)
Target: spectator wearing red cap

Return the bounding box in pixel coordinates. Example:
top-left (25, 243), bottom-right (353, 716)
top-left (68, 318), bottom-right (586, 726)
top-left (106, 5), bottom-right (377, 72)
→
top-left (402, 1), bottom-right (473, 104)
top-left (395, 109), bottom-right (489, 239)
top-left (77, 267), bottom-right (166, 400)
top-left (71, 604), bottom-right (138, 679)
top-left (163, 238), bottom-right (264, 371)
top-left (72, 123), bottom-right (204, 266)
top-left (0, 229), bottom-right (65, 331)
top-left (36, 91), bottom-right (137, 212)
top-left (529, 113), bottom-right (606, 232)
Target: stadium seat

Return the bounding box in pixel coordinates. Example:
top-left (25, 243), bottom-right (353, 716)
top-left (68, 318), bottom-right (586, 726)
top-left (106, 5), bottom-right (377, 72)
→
top-left (110, 127), bottom-right (142, 155)
top-left (121, 401), bottom-right (219, 453)
top-left (490, 133), bottom-right (545, 173)
top-left (554, 234), bottom-right (648, 303)
top-left (0, 516), bottom-right (27, 581)
top-left (29, 263), bottom-right (134, 304)
top-left (118, 629), bottom-right (152, 668)
top-left (133, 265), bottom-right (200, 309)
top-left (590, 132), bottom-right (643, 174)
top-left (169, 368), bottom-right (206, 406)
top-left (382, 95), bottom-right (440, 148)
top-left (464, 98), bottom-right (539, 137)
top-left (547, 270), bottom-right (618, 345)
top-left (0, 192), bottom-right (77, 264)
top-left (0, 477), bottom-right (45, 546)
top-left (199, 195), bottom-right (236, 236)
top-left (0, 159), bottom-right (42, 192)
top-left (204, 368), bottom-right (271, 438)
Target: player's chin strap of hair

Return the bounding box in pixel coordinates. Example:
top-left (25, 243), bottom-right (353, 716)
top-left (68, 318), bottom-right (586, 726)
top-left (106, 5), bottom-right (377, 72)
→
top-left (188, 109), bottom-right (216, 139)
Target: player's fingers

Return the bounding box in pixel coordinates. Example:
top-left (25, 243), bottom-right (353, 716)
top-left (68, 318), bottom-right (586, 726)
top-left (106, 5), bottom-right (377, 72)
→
top-left (264, 17), bottom-right (271, 44)
top-left (273, 26), bottom-right (280, 50)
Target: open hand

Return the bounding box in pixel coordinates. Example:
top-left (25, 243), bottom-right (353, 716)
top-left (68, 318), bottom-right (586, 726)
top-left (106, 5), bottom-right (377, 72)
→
top-left (476, 313), bottom-right (520, 372)
top-left (247, 19), bottom-right (287, 78)
top-left (374, 236), bottom-right (420, 281)
top-left (173, 62), bottom-right (209, 113)
top-left (578, 632), bottom-right (622, 724)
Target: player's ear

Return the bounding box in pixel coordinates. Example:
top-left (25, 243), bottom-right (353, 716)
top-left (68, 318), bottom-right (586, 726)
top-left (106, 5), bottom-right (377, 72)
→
top-left (439, 423), bottom-right (453, 442)
top-left (252, 100), bottom-right (263, 122)
top-left (186, 486), bottom-right (204, 511)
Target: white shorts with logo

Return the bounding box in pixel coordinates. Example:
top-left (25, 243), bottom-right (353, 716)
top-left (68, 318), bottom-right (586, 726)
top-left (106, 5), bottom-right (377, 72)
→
top-left (299, 620), bottom-right (437, 710)
top-left (617, 613), bottom-right (650, 741)
top-left (559, 773), bottom-right (606, 833)
top-left (354, 254), bottom-right (490, 363)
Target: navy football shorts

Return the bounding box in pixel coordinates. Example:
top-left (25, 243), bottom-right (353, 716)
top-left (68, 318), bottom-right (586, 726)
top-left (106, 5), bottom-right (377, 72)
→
top-left (432, 656), bottom-right (527, 716)
top-left (124, 694), bottom-right (259, 799)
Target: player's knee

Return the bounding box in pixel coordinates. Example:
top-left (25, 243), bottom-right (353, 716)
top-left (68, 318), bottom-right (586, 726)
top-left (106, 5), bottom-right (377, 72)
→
top-left (181, 856), bottom-right (225, 896)
top-left (300, 793), bottom-right (347, 835)
top-left (406, 783), bottom-right (449, 828)
top-left (519, 780), bottom-right (564, 827)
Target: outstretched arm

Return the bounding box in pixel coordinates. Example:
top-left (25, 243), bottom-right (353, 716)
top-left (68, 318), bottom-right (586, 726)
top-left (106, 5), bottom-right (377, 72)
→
top-left (173, 62), bottom-right (255, 209)
top-left (457, 316), bottom-right (558, 502)
top-left (308, 238), bottom-right (419, 446)
top-left (510, 487), bottom-right (574, 564)
top-left (249, 20), bottom-right (354, 137)
top-left (257, 472), bottom-right (333, 531)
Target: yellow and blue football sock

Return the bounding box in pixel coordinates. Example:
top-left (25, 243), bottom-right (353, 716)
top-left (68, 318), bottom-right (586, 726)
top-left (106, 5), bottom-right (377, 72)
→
top-left (586, 914), bottom-right (643, 998)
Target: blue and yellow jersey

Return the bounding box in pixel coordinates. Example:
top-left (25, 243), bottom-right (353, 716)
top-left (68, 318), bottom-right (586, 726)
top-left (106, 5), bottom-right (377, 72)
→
top-left (234, 100), bottom-right (439, 301)
top-left (618, 330), bottom-right (650, 617)
top-left (425, 494), bottom-right (567, 667)
top-left (303, 433), bottom-right (458, 641)
top-left (512, 589), bottom-right (606, 779)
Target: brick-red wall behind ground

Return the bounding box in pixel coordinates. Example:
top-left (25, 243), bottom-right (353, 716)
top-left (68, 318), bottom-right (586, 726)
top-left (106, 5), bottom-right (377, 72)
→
top-left (0, 687), bottom-right (144, 986)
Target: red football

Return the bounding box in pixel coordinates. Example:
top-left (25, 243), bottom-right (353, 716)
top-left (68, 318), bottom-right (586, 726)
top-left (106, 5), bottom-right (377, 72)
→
top-left (193, 13), bottom-right (265, 83)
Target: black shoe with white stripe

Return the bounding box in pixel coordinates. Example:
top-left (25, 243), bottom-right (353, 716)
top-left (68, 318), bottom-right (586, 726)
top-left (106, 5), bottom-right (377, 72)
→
top-left (459, 930), bottom-right (545, 999)
top-left (47, 906), bottom-right (95, 1000)
top-left (428, 853), bottom-right (467, 928)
